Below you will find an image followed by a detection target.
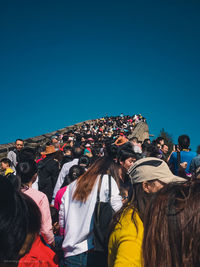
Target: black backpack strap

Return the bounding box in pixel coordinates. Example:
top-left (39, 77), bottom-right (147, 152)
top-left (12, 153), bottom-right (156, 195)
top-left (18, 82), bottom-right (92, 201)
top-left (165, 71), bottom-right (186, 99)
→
top-left (108, 174), bottom-right (111, 202)
top-left (97, 174), bottom-right (112, 202)
top-left (96, 174), bottom-right (103, 202)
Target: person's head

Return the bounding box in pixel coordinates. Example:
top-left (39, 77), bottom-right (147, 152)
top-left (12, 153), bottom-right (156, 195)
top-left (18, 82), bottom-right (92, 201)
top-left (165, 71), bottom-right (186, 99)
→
top-left (110, 157), bottom-right (187, 236)
top-left (196, 145), bottom-right (200, 155)
top-left (54, 150), bottom-right (64, 162)
top-left (143, 180), bottom-right (200, 267)
top-left (142, 142), bottom-right (161, 158)
top-left (18, 147), bottom-right (36, 162)
top-left (1, 158), bottom-right (12, 170)
top-left (72, 147), bottom-right (84, 159)
top-left (161, 144), bottom-right (169, 154)
top-left (61, 165), bottom-right (85, 188)
top-left (178, 134), bottom-right (190, 149)
top-left (156, 137), bottom-right (165, 147)
top-left (41, 145), bottom-right (57, 158)
top-left (143, 138), bottom-right (151, 145)
top-left (0, 177), bottom-right (41, 263)
top-left (128, 157), bottom-right (187, 194)
top-left (67, 137), bottom-right (74, 147)
top-left (16, 160), bottom-right (37, 184)
top-left (63, 146), bottom-right (72, 156)
top-left (117, 142), bottom-right (137, 171)
top-left (78, 155), bottom-right (90, 168)
top-left (68, 165), bottom-right (85, 182)
top-left (51, 135), bottom-right (59, 144)
top-left (15, 139), bottom-right (24, 151)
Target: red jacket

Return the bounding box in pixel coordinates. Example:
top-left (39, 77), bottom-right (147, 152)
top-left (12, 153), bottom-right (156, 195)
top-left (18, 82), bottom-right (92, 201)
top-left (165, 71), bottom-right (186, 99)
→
top-left (18, 235), bottom-right (58, 267)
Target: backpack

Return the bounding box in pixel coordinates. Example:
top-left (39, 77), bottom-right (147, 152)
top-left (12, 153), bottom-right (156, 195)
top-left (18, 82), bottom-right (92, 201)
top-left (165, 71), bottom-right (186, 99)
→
top-left (37, 157), bottom-right (56, 202)
top-left (93, 174), bottom-right (114, 252)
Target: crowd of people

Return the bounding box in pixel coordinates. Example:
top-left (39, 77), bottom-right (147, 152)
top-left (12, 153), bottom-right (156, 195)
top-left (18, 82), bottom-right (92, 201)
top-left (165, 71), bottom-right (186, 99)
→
top-left (1, 113), bottom-right (200, 267)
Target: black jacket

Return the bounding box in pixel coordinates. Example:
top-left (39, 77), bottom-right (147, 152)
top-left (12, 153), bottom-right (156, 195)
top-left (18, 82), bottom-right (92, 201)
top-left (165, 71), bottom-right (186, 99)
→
top-left (38, 155), bottom-right (59, 203)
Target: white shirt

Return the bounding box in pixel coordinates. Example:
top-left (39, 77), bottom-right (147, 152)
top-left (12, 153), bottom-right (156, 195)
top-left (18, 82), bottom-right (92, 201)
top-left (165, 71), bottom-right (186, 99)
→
top-left (59, 174), bottom-right (122, 257)
top-left (51, 158), bottom-right (79, 205)
top-left (32, 175), bottom-right (39, 190)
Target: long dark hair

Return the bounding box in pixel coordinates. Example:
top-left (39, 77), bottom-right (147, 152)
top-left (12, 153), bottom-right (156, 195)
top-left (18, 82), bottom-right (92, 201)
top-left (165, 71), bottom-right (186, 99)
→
top-left (143, 181), bottom-right (200, 267)
top-left (0, 177), bottom-right (41, 261)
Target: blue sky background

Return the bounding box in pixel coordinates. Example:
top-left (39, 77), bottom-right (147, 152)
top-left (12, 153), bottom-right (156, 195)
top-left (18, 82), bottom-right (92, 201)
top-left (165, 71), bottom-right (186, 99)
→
top-left (1, 0), bottom-right (199, 151)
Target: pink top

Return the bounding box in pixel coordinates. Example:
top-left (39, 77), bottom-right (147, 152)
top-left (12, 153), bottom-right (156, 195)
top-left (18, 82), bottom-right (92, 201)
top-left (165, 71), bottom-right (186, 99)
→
top-left (22, 187), bottom-right (54, 244)
top-left (54, 186), bottom-right (67, 211)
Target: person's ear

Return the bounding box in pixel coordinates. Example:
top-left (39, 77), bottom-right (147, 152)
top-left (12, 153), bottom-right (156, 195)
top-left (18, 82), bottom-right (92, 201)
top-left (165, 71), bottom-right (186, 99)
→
top-left (142, 181), bottom-right (151, 193)
top-left (119, 161), bottom-right (124, 166)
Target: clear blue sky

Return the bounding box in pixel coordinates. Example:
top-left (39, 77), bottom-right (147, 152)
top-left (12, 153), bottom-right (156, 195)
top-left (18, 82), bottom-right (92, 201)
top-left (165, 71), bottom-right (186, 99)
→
top-left (1, 0), bottom-right (200, 151)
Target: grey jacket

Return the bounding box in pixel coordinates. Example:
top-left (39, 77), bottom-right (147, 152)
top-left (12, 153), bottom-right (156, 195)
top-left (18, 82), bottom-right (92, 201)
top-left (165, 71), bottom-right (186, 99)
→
top-left (7, 150), bottom-right (17, 172)
top-left (190, 154), bottom-right (200, 174)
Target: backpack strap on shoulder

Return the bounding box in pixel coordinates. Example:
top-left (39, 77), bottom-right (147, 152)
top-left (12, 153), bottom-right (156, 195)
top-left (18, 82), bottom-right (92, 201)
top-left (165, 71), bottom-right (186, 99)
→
top-left (108, 174), bottom-right (111, 202)
top-left (96, 174), bottom-right (103, 202)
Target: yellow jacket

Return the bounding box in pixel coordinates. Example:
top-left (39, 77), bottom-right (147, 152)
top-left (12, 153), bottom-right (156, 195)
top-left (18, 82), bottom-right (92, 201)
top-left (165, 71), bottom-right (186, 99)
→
top-left (5, 168), bottom-right (14, 176)
top-left (108, 208), bottom-right (143, 267)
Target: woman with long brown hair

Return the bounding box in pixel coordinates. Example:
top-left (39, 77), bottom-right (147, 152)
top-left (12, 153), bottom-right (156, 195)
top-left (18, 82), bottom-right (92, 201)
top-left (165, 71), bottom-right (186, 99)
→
top-left (59, 156), bottom-right (122, 267)
top-left (143, 180), bottom-right (200, 267)
top-left (108, 157), bottom-right (186, 267)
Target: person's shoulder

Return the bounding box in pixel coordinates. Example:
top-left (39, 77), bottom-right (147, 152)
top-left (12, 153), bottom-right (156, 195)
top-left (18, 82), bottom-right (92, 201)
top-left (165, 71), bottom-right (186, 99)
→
top-left (62, 159), bottom-right (76, 169)
top-left (186, 151), bottom-right (197, 157)
top-left (115, 208), bottom-right (142, 232)
top-left (7, 150), bottom-right (15, 155)
top-left (170, 151), bottom-right (176, 159)
top-left (30, 187), bottom-right (48, 201)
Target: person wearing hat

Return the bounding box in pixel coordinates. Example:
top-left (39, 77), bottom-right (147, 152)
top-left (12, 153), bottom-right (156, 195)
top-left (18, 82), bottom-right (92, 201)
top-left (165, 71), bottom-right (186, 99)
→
top-left (37, 145), bottom-right (60, 203)
top-left (108, 157), bottom-right (186, 267)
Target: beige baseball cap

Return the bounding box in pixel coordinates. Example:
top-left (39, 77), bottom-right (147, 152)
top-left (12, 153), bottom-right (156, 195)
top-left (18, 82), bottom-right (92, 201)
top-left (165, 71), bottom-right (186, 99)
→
top-left (128, 157), bottom-right (187, 184)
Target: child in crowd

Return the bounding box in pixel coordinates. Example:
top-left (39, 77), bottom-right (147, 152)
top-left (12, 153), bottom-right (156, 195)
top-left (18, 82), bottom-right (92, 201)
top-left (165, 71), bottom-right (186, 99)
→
top-left (0, 158), bottom-right (14, 175)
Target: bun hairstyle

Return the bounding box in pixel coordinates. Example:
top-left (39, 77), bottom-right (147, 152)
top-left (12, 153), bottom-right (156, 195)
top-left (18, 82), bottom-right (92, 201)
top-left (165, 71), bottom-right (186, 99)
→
top-left (105, 140), bottom-right (119, 159)
top-left (78, 155), bottom-right (90, 168)
top-left (16, 160), bottom-right (37, 184)
top-left (61, 165), bottom-right (85, 188)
